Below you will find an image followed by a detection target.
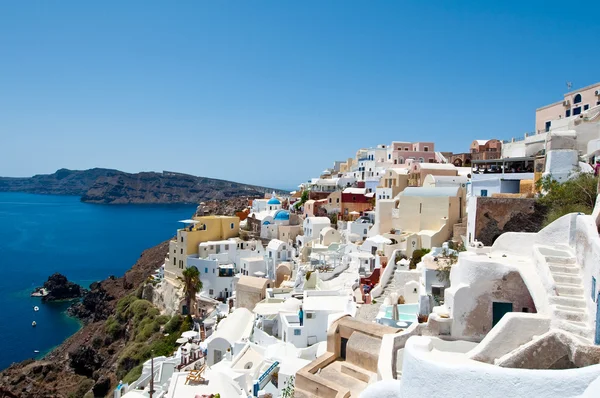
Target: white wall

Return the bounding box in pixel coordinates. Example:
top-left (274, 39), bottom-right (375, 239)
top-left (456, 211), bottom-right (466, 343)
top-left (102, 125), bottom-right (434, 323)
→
top-left (397, 336), bottom-right (600, 398)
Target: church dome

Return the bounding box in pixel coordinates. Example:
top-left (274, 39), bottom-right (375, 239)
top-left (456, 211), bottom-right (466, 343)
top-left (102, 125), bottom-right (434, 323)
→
top-left (274, 210), bottom-right (290, 220)
top-left (268, 197), bottom-right (281, 205)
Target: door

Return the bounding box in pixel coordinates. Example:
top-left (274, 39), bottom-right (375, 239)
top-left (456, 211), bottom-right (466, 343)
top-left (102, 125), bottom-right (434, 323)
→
top-left (492, 302), bottom-right (513, 327)
top-left (340, 337), bottom-right (348, 360)
top-left (595, 292), bottom-right (600, 345)
top-left (214, 350), bottom-right (222, 364)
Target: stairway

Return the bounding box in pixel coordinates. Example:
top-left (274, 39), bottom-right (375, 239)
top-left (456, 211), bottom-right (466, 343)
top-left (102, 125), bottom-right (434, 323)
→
top-left (546, 253), bottom-right (592, 342)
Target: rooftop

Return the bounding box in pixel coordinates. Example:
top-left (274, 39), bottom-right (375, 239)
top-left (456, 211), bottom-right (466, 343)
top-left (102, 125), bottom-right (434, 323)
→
top-left (401, 186), bottom-right (460, 197)
top-left (303, 295), bottom-right (353, 312)
top-left (237, 275), bottom-right (271, 290)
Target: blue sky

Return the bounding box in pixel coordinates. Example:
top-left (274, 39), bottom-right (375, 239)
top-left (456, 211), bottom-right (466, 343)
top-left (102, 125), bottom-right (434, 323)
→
top-left (1, 1), bottom-right (599, 189)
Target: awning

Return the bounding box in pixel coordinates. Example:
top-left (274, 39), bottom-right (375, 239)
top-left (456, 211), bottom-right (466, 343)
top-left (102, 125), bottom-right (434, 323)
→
top-left (178, 219), bottom-right (199, 224)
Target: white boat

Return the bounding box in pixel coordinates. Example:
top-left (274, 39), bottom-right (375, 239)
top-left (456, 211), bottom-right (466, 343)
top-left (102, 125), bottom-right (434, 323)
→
top-left (33, 350), bottom-right (40, 354)
top-left (32, 321), bottom-right (37, 327)
top-left (33, 306), bottom-right (39, 312)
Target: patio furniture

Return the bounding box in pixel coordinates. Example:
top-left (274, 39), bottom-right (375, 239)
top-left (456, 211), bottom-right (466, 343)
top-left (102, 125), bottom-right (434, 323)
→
top-left (185, 364), bottom-right (207, 384)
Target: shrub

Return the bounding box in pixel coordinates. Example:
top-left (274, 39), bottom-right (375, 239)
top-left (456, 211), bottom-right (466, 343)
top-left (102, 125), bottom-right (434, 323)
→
top-left (156, 315), bottom-right (170, 325)
top-left (135, 318), bottom-right (160, 342)
top-left (123, 364), bottom-right (143, 384)
top-left (398, 295), bottom-right (405, 304)
top-left (409, 249), bottom-right (430, 269)
top-left (67, 378), bottom-right (94, 398)
top-left (394, 252), bottom-right (407, 265)
top-left (115, 295), bottom-right (137, 321)
top-left (164, 315), bottom-right (183, 334)
top-left (417, 314), bottom-right (429, 323)
top-left (105, 316), bottom-right (123, 340)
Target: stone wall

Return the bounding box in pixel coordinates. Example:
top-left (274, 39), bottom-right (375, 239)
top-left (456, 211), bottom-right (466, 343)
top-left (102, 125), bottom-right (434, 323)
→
top-left (475, 197), bottom-right (546, 246)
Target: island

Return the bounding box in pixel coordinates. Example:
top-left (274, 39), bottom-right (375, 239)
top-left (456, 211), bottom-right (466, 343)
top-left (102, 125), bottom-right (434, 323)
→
top-left (31, 273), bottom-right (86, 302)
top-left (0, 168), bottom-right (286, 204)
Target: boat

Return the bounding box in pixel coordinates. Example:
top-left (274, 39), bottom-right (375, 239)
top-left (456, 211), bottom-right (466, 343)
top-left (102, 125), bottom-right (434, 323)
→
top-left (33, 306), bottom-right (39, 312)
top-left (32, 321), bottom-right (37, 327)
top-left (33, 350), bottom-right (40, 354)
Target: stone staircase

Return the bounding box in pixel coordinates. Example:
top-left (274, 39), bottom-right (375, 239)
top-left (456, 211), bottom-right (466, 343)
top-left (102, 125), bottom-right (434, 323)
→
top-left (545, 252), bottom-right (592, 342)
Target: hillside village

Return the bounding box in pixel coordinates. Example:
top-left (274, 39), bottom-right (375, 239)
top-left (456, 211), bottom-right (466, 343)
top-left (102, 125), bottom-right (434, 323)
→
top-left (115, 82), bottom-right (600, 398)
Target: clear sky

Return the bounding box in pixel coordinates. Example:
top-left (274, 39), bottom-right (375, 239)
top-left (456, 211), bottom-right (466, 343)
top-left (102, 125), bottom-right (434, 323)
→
top-left (1, 1), bottom-right (599, 189)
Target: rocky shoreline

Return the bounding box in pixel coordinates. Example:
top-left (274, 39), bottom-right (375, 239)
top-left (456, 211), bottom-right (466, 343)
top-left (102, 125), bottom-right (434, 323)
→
top-left (0, 241), bottom-right (170, 397)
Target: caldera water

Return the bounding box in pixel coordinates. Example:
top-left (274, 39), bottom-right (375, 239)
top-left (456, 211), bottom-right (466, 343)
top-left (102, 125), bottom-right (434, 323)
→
top-left (0, 192), bottom-right (196, 370)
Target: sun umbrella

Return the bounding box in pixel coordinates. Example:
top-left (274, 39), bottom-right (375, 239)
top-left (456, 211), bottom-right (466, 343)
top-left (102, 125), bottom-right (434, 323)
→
top-left (182, 330), bottom-right (199, 339)
top-left (176, 337), bottom-right (188, 344)
top-left (349, 211), bottom-right (360, 215)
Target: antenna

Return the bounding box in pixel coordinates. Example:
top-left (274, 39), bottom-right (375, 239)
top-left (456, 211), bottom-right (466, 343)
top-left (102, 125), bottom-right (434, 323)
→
top-left (566, 81), bottom-right (573, 91)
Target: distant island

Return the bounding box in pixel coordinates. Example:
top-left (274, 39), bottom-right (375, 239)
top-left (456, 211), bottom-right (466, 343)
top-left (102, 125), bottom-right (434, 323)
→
top-left (0, 168), bottom-right (286, 204)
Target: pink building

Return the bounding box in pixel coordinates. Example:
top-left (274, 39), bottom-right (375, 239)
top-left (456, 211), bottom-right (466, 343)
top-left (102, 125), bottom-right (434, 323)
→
top-left (535, 82), bottom-right (600, 133)
top-left (388, 141), bottom-right (436, 164)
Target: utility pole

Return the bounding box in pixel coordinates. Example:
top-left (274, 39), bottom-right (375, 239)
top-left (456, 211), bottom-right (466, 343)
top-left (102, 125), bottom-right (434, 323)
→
top-left (149, 351), bottom-right (155, 398)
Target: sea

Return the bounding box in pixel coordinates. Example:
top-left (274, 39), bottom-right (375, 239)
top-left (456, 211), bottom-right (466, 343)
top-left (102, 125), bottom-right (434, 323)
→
top-left (0, 192), bottom-right (197, 370)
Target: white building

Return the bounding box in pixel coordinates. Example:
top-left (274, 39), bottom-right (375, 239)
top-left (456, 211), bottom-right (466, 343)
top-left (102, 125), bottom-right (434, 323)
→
top-left (266, 239), bottom-right (292, 265)
top-left (205, 307), bottom-right (254, 366)
top-left (300, 217), bottom-right (331, 246)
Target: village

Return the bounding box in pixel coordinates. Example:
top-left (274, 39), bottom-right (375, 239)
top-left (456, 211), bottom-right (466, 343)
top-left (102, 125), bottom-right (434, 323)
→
top-left (115, 82), bottom-right (600, 398)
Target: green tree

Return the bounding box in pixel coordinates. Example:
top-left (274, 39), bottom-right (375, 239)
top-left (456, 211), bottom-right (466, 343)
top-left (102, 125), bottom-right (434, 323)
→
top-left (537, 173), bottom-right (598, 226)
top-left (294, 190), bottom-right (310, 209)
top-left (178, 267), bottom-right (202, 316)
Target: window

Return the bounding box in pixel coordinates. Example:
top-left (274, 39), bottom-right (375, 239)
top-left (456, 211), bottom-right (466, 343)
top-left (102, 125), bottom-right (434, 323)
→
top-left (209, 289), bottom-right (214, 295)
top-left (481, 189), bottom-right (488, 197)
top-left (213, 268), bottom-right (215, 273)
top-left (597, 101), bottom-right (600, 106)
top-left (574, 93), bottom-right (582, 104)
top-left (230, 223), bottom-right (234, 229)
top-left (277, 252), bottom-right (280, 259)
top-left (353, 196), bottom-right (356, 201)
top-left (173, 258), bottom-right (176, 265)
top-left (424, 146), bottom-right (429, 152)
top-left (593, 277), bottom-right (596, 302)
top-left (336, 198), bottom-right (339, 203)
top-left (294, 329), bottom-right (301, 336)
top-left (404, 147), bottom-right (409, 151)
top-left (522, 308), bottom-right (529, 313)
top-left (419, 203), bottom-right (422, 213)
top-left (573, 107), bottom-right (581, 116)
top-left (388, 154), bottom-right (391, 159)
top-left (180, 249), bottom-right (183, 254)
top-left (364, 229), bottom-right (367, 234)
top-left (545, 121), bottom-right (551, 132)
top-left (181, 236), bottom-right (183, 242)
top-left (418, 157), bottom-right (424, 163)
top-left (329, 198), bottom-right (332, 203)
top-left (566, 109), bottom-right (571, 117)
top-left (269, 252), bottom-right (272, 258)
top-left (584, 104), bottom-right (589, 111)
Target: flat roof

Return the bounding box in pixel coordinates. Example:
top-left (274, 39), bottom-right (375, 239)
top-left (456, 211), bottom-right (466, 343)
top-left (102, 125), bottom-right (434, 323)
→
top-left (303, 295), bottom-right (352, 312)
top-left (401, 186), bottom-right (459, 197)
top-left (472, 156), bottom-right (535, 164)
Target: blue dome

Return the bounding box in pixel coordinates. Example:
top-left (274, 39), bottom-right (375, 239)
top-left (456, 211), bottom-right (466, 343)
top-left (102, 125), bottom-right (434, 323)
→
top-left (274, 210), bottom-right (290, 221)
top-left (268, 197), bottom-right (281, 205)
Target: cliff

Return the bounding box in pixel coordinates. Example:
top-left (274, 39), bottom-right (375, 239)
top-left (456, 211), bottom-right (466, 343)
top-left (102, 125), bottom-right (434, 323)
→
top-left (0, 241), bottom-right (170, 398)
top-left (0, 168), bottom-right (284, 204)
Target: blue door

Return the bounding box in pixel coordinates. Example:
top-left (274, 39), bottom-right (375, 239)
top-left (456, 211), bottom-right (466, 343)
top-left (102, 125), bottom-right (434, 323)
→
top-left (595, 292), bottom-right (600, 345)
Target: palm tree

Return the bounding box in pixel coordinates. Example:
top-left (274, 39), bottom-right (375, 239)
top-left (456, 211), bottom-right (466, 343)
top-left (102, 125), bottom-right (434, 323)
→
top-left (178, 267), bottom-right (202, 316)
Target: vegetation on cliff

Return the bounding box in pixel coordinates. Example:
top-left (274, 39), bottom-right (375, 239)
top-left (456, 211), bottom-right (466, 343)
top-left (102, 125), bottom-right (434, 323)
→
top-left (537, 173), bottom-right (598, 226)
top-left (0, 241), bottom-right (170, 398)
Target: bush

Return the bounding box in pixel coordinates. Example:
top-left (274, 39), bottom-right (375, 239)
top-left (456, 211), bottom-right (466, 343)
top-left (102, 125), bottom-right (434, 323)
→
top-left (105, 316), bottom-right (123, 340)
top-left (410, 249), bottom-right (430, 269)
top-left (537, 173), bottom-right (598, 227)
top-left (394, 252), bottom-right (407, 265)
top-left (164, 315), bottom-right (183, 334)
top-left (156, 315), bottom-right (170, 325)
top-left (67, 378), bottom-right (94, 398)
top-left (135, 318), bottom-right (160, 342)
top-left (115, 295), bottom-right (138, 321)
top-left (123, 364), bottom-right (143, 384)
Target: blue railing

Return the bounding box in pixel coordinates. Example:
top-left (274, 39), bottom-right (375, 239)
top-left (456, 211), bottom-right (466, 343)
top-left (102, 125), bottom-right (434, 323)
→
top-left (258, 361), bottom-right (280, 384)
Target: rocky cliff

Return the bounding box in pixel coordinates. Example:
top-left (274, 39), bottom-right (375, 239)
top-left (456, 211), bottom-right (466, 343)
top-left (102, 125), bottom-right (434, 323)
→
top-left (0, 168), bottom-right (284, 204)
top-left (0, 241), bottom-right (170, 398)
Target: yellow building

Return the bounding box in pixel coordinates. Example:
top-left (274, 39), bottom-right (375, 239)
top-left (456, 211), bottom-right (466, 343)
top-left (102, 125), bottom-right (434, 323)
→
top-left (165, 215), bottom-right (240, 281)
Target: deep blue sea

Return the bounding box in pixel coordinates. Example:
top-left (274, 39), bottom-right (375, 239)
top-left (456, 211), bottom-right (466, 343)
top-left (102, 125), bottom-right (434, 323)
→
top-left (0, 192), bottom-right (197, 370)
